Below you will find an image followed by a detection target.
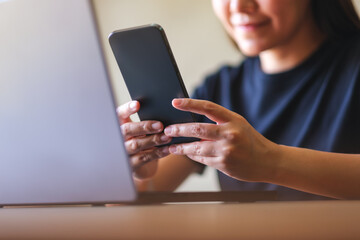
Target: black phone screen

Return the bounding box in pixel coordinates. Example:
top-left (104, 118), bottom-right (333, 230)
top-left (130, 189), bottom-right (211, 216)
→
top-left (109, 24), bottom-right (199, 145)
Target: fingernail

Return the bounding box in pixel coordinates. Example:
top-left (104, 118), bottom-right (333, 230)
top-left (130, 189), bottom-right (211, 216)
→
top-left (164, 127), bottom-right (172, 135)
top-left (152, 122), bottom-right (162, 130)
top-left (169, 145), bottom-right (177, 153)
top-left (161, 135), bottom-right (170, 142)
top-left (172, 98), bottom-right (183, 106)
top-left (130, 101), bottom-right (137, 111)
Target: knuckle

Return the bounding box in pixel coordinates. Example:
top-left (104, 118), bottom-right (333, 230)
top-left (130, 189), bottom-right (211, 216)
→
top-left (196, 156), bottom-right (205, 164)
top-left (218, 156), bottom-right (228, 166)
top-left (139, 153), bottom-right (152, 163)
top-left (224, 130), bottom-right (240, 142)
top-left (210, 147), bottom-right (217, 156)
top-left (219, 156), bottom-right (226, 165)
top-left (153, 134), bottom-right (162, 145)
top-left (155, 148), bottom-right (165, 158)
top-left (121, 123), bottom-right (130, 136)
top-left (193, 144), bottom-right (202, 155)
top-left (176, 145), bottom-right (184, 154)
top-left (129, 139), bottom-right (139, 151)
top-left (215, 156), bottom-right (225, 166)
top-left (190, 123), bottom-right (204, 138)
top-left (170, 126), bottom-right (180, 136)
top-left (131, 155), bottom-right (142, 168)
top-left (142, 122), bottom-right (153, 132)
top-left (203, 102), bottom-right (216, 113)
top-left (174, 126), bottom-right (180, 135)
top-left (213, 126), bottom-right (221, 138)
top-left (222, 145), bottom-right (234, 158)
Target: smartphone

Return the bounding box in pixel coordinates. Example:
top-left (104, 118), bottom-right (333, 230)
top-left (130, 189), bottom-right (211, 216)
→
top-left (109, 24), bottom-right (199, 145)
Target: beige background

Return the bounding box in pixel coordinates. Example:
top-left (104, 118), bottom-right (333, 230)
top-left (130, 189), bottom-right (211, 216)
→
top-left (93, 0), bottom-right (360, 192)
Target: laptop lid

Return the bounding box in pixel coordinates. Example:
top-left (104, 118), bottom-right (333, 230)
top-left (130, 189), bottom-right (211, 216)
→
top-left (0, 0), bottom-right (136, 206)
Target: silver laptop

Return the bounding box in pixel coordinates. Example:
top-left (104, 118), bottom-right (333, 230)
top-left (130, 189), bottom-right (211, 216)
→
top-left (0, 0), bottom-right (137, 206)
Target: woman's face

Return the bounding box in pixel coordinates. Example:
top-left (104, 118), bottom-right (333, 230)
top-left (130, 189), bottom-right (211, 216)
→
top-left (212, 0), bottom-right (313, 56)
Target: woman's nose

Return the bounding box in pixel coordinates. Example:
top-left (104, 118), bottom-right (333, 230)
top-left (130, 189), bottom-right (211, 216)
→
top-left (230, 0), bottom-right (257, 14)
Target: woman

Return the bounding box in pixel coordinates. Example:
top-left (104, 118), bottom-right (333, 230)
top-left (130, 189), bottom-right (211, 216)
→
top-left (117, 0), bottom-right (360, 200)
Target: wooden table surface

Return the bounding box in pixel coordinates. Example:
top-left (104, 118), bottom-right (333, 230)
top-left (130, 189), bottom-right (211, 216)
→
top-left (1, 200), bottom-right (360, 240)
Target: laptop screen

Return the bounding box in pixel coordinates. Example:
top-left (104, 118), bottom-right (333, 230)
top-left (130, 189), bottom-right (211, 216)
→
top-left (0, 0), bottom-right (136, 205)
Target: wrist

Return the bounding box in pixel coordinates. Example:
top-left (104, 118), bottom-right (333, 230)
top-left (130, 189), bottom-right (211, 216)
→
top-left (134, 177), bottom-right (154, 192)
top-left (260, 142), bottom-right (286, 184)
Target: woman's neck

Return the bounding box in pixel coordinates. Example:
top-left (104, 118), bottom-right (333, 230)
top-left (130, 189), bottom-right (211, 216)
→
top-left (259, 17), bottom-right (326, 74)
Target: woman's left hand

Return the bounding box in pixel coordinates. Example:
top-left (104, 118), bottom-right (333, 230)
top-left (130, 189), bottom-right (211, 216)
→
top-left (164, 98), bottom-right (280, 182)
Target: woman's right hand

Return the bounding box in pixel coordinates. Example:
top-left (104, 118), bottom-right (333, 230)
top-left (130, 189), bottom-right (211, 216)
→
top-left (117, 101), bottom-right (172, 180)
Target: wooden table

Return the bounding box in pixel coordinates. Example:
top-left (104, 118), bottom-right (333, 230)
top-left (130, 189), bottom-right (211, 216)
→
top-left (1, 201), bottom-right (360, 239)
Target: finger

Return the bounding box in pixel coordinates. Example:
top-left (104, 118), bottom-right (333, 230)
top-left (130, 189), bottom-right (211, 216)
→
top-left (187, 154), bottom-right (221, 166)
top-left (125, 133), bottom-right (172, 155)
top-left (116, 101), bottom-right (140, 124)
top-left (121, 121), bottom-right (163, 139)
top-left (164, 122), bottom-right (223, 140)
top-left (172, 98), bottom-right (233, 124)
top-left (168, 141), bottom-right (221, 157)
top-left (131, 147), bottom-right (170, 170)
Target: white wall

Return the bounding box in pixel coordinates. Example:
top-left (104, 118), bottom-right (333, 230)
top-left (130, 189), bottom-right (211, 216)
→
top-left (93, 0), bottom-right (360, 192)
top-left (356, 0), bottom-right (360, 14)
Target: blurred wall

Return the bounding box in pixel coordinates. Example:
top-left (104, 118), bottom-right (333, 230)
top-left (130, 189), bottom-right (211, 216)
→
top-left (93, 0), bottom-right (360, 192)
top-left (356, 0), bottom-right (360, 14)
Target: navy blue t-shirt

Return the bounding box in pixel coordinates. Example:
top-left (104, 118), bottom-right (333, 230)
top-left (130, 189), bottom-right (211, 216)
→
top-left (192, 34), bottom-right (360, 200)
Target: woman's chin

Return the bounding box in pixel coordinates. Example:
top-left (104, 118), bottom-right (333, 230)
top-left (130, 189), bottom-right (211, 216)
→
top-left (239, 46), bottom-right (262, 57)
top-left (237, 41), bottom-right (267, 57)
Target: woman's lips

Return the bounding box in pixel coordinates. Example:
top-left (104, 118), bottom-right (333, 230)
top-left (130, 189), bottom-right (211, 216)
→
top-left (230, 15), bottom-right (270, 32)
top-left (233, 20), bottom-right (269, 31)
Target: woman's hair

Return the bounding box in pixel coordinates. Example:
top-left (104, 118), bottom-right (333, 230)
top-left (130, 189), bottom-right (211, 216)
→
top-left (312, 0), bottom-right (360, 39)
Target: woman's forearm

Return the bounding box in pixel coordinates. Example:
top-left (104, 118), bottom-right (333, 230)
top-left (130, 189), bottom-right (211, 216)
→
top-left (269, 145), bottom-right (360, 199)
